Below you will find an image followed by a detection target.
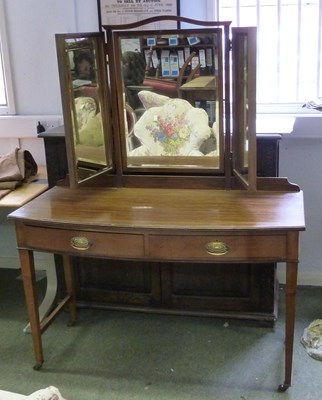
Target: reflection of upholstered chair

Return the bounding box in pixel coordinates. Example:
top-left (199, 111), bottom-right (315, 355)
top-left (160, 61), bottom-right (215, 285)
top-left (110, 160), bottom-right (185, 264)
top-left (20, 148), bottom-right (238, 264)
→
top-left (129, 92), bottom-right (217, 156)
top-left (125, 103), bottom-right (141, 151)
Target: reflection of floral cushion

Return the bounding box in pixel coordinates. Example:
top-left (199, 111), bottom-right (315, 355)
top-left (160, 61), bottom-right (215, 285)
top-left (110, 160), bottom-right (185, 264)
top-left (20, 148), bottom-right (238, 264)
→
top-left (129, 98), bottom-right (213, 156)
top-left (78, 112), bottom-right (103, 146)
top-left (138, 90), bottom-right (170, 110)
top-left (75, 96), bottom-right (97, 130)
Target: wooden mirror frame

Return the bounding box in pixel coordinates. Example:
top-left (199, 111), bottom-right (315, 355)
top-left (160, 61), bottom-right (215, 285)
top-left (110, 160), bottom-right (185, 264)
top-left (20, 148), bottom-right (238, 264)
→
top-left (55, 32), bottom-right (114, 188)
top-left (231, 27), bottom-right (257, 191)
top-left (103, 16), bottom-right (242, 190)
top-left (111, 27), bottom-right (225, 175)
top-left (56, 16), bottom-right (263, 191)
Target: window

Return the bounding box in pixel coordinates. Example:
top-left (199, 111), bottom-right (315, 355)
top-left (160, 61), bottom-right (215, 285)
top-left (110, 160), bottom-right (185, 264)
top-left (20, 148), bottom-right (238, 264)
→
top-left (0, 0), bottom-right (15, 115)
top-left (215, 0), bottom-right (321, 113)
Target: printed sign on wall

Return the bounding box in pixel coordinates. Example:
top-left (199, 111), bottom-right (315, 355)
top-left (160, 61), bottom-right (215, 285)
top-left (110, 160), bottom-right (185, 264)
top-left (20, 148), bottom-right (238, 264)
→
top-left (97, 0), bottom-right (179, 29)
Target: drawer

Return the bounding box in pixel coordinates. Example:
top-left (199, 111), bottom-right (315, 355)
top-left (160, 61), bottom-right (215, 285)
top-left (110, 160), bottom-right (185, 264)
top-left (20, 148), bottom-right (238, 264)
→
top-left (148, 234), bottom-right (287, 261)
top-left (20, 225), bottom-right (145, 258)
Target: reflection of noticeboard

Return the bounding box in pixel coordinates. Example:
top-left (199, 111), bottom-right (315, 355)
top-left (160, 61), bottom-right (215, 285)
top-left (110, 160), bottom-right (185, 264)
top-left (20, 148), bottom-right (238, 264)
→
top-left (97, 0), bottom-right (179, 30)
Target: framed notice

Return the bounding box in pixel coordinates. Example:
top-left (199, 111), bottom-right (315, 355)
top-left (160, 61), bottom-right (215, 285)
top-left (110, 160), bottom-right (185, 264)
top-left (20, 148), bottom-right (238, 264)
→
top-left (97, 0), bottom-right (180, 30)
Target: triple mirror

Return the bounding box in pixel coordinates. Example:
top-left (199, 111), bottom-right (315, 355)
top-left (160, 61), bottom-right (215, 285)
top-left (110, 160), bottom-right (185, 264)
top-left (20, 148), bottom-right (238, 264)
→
top-left (56, 16), bottom-right (257, 189)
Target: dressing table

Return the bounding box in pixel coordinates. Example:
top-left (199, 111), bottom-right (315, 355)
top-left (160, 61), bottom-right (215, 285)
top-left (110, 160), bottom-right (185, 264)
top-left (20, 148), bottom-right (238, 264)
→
top-left (9, 17), bottom-right (305, 391)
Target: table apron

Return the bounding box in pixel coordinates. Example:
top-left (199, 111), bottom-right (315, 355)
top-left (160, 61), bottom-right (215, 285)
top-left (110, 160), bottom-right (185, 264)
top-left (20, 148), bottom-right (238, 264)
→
top-left (15, 224), bottom-right (297, 263)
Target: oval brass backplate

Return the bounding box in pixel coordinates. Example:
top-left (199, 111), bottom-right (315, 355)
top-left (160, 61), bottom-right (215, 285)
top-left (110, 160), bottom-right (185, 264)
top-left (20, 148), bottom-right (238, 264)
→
top-left (70, 236), bottom-right (91, 251)
top-left (205, 241), bottom-right (229, 256)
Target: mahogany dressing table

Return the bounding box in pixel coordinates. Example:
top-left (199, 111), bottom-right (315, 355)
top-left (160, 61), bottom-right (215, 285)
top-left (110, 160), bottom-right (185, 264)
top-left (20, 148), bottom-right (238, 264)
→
top-left (9, 186), bottom-right (304, 391)
top-left (9, 17), bottom-right (305, 392)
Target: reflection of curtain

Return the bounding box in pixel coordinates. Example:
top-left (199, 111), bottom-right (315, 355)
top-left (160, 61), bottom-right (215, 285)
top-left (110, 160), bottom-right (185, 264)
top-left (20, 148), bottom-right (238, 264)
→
top-left (122, 51), bottom-right (147, 110)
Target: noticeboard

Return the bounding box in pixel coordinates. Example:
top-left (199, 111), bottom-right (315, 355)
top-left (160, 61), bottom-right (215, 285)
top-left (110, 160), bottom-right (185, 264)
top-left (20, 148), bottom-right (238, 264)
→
top-left (97, 0), bottom-right (180, 29)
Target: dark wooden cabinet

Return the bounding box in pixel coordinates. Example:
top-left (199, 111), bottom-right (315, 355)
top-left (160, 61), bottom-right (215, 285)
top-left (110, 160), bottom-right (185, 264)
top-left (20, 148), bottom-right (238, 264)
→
top-left (40, 128), bottom-right (281, 324)
top-left (39, 126), bottom-right (68, 189)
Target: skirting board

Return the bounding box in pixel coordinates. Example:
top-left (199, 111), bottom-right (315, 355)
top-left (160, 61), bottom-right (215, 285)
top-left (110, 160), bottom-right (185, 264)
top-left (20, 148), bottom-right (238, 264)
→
top-left (277, 265), bottom-right (322, 287)
top-left (0, 253), bottom-right (55, 271)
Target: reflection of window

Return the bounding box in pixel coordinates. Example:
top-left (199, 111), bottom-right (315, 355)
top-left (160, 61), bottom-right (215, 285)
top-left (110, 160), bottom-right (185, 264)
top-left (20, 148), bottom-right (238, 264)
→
top-left (0, 0), bottom-right (15, 115)
top-left (216, 0), bottom-right (321, 113)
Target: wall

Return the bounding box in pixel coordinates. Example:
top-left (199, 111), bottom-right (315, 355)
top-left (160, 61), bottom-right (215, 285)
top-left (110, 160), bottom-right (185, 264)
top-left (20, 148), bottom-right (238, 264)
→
top-left (278, 116), bottom-right (322, 286)
top-left (1, 0), bottom-right (204, 117)
top-left (0, 0), bottom-right (321, 285)
top-left (0, 0), bottom-right (99, 164)
top-left (4, 0), bottom-right (99, 115)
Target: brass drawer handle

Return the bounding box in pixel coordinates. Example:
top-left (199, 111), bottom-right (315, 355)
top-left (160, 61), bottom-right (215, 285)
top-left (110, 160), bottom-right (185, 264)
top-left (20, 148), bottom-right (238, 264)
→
top-left (70, 236), bottom-right (91, 251)
top-left (205, 241), bottom-right (229, 256)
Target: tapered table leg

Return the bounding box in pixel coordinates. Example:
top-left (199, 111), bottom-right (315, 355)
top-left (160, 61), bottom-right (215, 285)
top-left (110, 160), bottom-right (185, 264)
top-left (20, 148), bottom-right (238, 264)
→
top-left (23, 254), bottom-right (57, 334)
top-left (19, 249), bottom-right (44, 369)
top-left (62, 254), bottom-right (77, 324)
top-left (278, 261), bottom-right (298, 392)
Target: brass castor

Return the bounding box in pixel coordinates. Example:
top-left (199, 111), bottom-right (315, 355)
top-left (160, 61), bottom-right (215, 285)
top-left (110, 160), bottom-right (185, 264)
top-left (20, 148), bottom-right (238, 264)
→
top-left (278, 383), bottom-right (290, 392)
top-left (33, 362), bottom-right (43, 371)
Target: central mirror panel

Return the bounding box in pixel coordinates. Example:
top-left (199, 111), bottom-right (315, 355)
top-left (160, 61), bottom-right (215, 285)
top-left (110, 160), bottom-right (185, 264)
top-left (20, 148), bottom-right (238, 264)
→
top-left (113, 29), bottom-right (225, 173)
